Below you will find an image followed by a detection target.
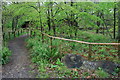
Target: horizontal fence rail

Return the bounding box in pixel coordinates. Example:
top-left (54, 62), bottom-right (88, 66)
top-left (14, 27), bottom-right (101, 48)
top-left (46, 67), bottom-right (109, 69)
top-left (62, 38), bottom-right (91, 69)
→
top-left (20, 28), bottom-right (120, 46)
top-left (23, 28), bottom-right (120, 60)
top-left (40, 32), bottom-right (120, 46)
top-left (3, 28), bottom-right (120, 61)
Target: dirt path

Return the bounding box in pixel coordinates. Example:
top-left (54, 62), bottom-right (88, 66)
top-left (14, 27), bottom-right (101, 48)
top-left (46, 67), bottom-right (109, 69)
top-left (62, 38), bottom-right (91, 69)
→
top-left (2, 35), bottom-right (37, 78)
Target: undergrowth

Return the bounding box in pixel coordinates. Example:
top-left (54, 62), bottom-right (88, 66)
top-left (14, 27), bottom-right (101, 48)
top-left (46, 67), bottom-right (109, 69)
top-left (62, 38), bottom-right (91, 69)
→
top-left (26, 30), bottom-right (119, 78)
top-left (1, 47), bottom-right (11, 65)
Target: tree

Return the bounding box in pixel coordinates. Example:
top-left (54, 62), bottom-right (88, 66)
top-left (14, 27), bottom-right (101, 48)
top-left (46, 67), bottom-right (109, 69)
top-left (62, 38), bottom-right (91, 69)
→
top-left (116, 2), bottom-right (120, 77)
top-left (117, 3), bottom-right (120, 40)
top-left (0, 1), bottom-right (2, 50)
top-left (113, 2), bottom-right (116, 39)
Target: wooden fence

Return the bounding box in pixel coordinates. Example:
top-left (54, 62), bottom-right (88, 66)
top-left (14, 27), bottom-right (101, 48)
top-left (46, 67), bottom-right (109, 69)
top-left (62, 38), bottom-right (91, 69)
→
top-left (38, 30), bottom-right (120, 60)
top-left (3, 28), bottom-right (30, 41)
top-left (3, 28), bottom-right (120, 60)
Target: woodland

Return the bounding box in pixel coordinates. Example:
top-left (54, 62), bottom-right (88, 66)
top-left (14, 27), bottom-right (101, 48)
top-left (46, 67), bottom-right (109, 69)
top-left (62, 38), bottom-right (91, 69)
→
top-left (1, 1), bottom-right (120, 78)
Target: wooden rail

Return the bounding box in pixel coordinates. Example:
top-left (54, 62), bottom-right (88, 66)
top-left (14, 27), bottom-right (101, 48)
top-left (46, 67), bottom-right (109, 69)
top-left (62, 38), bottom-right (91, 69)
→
top-left (3, 28), bottom-right (29, 41)
top-left (40, 32), bottom-right (120, 46)
top-left (24, 28), bottom-right (120, 60)
top-left (29, 29), bottom-right (119, 60)
top-left (22, 28), bottom-right (120, 46)
top-left (3, 28), bottom-right (120, 45)
top-left (3, 28), bottom-right (120, 60)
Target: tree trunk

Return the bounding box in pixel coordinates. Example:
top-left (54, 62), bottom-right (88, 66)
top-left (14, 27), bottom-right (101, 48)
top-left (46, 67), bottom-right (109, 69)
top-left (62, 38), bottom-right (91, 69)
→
top-left (117, 2), bottom-right (120, 39)
top-left (117, 2), bottom-right (120, 77)
top-left (113, 7), bottom-right (116, 39)
top-left (12, 17), bottom-right (15, 31)
top-left (38, 2), bottom-right (44, 42)
top-left (96, 12), bottom-right (100, 33)
top-left (12, 17), bottom-right (18, 31)
top-left (0, 1), bottom-right (2, 50)
top-left (47, 5), bottom-right (51, 31)
top-left (50, 2), bottom-right (56, 36)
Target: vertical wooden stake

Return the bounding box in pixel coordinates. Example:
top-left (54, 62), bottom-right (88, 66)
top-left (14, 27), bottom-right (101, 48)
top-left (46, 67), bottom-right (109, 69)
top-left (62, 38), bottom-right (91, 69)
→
top-left (18, 30), bottom-right (19, 36)
top-left (21, 29), bottom-right (23, 34)
top-left (34, 31), bottom-right (36, 36)
top-left (8, 32), bottom-right (10, 39)
top-left (3, 34), bottom-right (4, 46)
top-left (3, 33), bottom-right (5, 45)
top-left (118, 40), bottom-right (120, 60)
top-left (42, 33), bottom-right (44, 43)
top-left (3, 33), bottom-right (5, 41)
top-left (13, 31), bottom-right (15, 38)
top-left (118, 40), bottom-right (120, 77)
top-left (88, 44), bottom-right (92, 60)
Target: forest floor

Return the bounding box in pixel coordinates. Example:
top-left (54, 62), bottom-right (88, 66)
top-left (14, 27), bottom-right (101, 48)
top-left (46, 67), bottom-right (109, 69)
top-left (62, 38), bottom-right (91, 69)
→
top-left (2, 35), bottom-right (38, 78)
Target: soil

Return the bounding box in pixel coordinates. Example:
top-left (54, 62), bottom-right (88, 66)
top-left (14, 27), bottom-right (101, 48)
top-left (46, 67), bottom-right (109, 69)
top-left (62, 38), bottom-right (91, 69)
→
top-left (2, 35), bottom-right (38, 78)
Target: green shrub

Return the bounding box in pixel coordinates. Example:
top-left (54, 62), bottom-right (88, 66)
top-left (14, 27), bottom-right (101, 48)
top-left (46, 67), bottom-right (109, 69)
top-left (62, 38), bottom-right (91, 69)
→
top-left (1, 47), bottom-right (11, 65)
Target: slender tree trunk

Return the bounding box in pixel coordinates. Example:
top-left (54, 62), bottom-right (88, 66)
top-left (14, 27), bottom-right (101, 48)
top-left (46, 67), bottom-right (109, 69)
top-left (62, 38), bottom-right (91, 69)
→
top-left (47, 5), bottom-right (51, 31)
top-left (12, 17), bottom-right (15, 31)
top-left (50, 2), bottom-right (56, 36)
top-left (96, 12), bottom-right (100, 33)
top-left (70, 0), bottom-right (74, 37)
top-left (101, 12), bottom-right (105, 35)
top-left (70, 0), bottom-right (73, 27)
top-left (12, 17), bottom-right (18, 31)
top-left (101, 14), bottom-right (112, 38)
top-left (117, 2), bottom-right (120, 77)
top-left (118, 20), bottom-right (120, 40)
top-left (75, 28), bottom-right (77, 37)
top-left (15, 16), bottom-right (18, 31)
top-left (0, 1), bottom-right (2, 50)
top-left (118, 3), bottom-right (120, 59)
top-left (113, 7), bottom-right (116, 39)
top-left (38, 2), bottom-right (44, 42)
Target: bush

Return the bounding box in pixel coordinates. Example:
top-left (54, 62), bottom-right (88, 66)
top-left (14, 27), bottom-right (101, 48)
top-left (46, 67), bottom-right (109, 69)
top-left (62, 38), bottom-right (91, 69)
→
top-left (1, 47), bottom-right (11, 65)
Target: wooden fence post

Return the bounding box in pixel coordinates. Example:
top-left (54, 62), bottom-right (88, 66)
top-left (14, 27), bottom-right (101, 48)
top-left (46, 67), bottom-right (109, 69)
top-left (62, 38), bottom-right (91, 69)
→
top-left (118, 40), bottom-right (120, 77)
top-left (13, 31), bottom-right (15, 38)
top-left (34, 31), bottom-right (36, 36)
top-left (21, 29), bottom-right (23, 34)
top-left (118, 40), bottom-right (120, 60)
top-left (8, 32), bottom-right (10, 39)
top-left (42, 33), bottom-right (44, 43)
top-left (88, 44), bottom-right (92, 60)
top-left (3, 33), bottom-right (5, 41)
top-left (3, 33), bottom-right (5, 45)
top-left (18, 30), bottom-right (19, 36)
